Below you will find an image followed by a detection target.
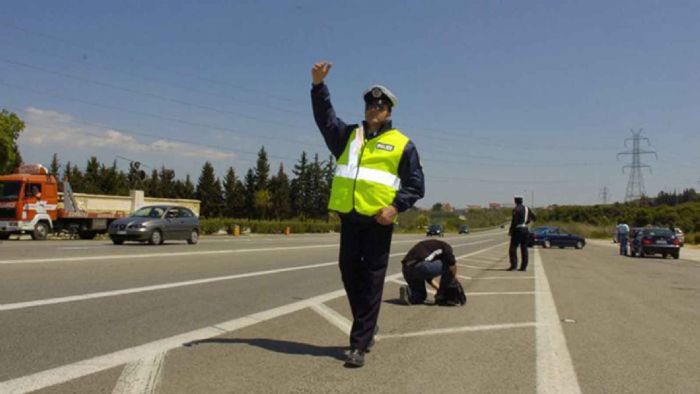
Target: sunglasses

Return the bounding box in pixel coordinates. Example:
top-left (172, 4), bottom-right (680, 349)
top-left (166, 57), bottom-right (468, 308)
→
top-left (365, 101), bottom-right (389, 111)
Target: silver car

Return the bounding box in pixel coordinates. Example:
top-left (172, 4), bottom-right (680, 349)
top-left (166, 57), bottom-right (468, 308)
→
top-left (108, 205), bottom-right (199, 245)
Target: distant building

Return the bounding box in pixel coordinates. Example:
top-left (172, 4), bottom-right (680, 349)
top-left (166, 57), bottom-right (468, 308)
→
top-left (488, 202), bottom-right (501, 209)
top-left (442, 203), bottom-right (455, 213)
top-left (465, 204), bottom-right (482, 211)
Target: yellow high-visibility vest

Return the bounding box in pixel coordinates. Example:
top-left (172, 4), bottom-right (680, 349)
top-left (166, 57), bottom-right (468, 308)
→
top-left (328, 125), bottom-right (409, 216)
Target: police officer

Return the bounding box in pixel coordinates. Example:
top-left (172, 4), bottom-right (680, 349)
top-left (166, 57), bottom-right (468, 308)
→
top-left (311, 61), bottom-right (425, 368)
top-left (399, 239), bottom-right (465, 306)
top-left (508, 195), bottom-right (536, 271)
top-left (616, 222), bottom-right (630, 255)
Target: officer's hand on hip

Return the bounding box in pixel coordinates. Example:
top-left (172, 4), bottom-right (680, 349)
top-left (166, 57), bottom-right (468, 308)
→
top-left (311, 61), bottom-right (332, 85)
top-left (375, 205), bottom-right (398, 226)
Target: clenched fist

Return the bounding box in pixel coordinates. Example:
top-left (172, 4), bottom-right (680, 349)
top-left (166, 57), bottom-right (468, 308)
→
top-left (375, 205), bottom-right (398, 226)
top-left (311, 61), bottom-right (333, 85)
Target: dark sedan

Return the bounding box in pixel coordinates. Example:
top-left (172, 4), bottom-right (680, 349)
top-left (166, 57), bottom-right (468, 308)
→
top-left (108, 205), bottom-right (200, 245)
top-left (426, 224), bottom-right (444, 237)
top-left (629, 228), bottom-right (681, 259)
top-left (529, 226), bottom-right (585, 249)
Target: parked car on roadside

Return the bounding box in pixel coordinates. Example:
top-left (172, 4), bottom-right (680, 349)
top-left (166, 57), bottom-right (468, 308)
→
top-left (458, 224), bottom-right (470, 234)
top-left (528, 226), bottom-right (557, 247)
top-left (426, 224), bottom-right (444, 237)
top-left (528, 226), bottom-right (585, 249)
top-left (629, 227), bottom-right (681, 259)
top-left (108, 205), bottom-right (199, 245)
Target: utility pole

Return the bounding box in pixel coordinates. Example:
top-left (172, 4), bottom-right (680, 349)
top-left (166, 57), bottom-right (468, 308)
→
top-left (617, 129), bottom-right (657, 202)
top-left (599, 186), bottom-right (610, 204)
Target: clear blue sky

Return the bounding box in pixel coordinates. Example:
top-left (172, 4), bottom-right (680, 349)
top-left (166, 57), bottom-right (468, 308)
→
top-left (2, 0), bottom-right (699, 207)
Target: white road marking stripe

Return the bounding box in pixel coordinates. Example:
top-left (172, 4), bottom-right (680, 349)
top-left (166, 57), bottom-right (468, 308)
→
top-left (535, 248), bottom-right (581, 394)
top-left (111, 352), bottom-right (165, 394)
top-left (458, 275), bottom-right (535, 280)
top-left (0, 260), bottom-right (336, 312)
top-left (0, 273), bottom-right (398, 394)
top-left (0, 238), bottom-right (488, 265)
top-left (310, 303), bottom-right (352, 336)
top-left (470, 291), bottom-right (537, 295)
top-left (377, 322), bottom-right (537, 339)
top-left (457, 264), bottom-right (489, 270)
top-left (0, 243), bottom-right (502, 393)
top-left (0, 241), bottom-right (487, 312)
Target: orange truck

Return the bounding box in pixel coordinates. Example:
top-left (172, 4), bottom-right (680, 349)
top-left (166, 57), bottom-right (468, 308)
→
top-left (0, 164), bottom-right (126, 240)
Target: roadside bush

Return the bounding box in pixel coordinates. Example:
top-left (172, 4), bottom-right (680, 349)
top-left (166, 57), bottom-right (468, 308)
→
top-left (200, 218), bottom-right (339, 235)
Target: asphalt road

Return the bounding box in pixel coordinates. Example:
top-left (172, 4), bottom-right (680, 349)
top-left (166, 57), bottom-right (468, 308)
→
top-left (0, 230), bottom-right (698, 393)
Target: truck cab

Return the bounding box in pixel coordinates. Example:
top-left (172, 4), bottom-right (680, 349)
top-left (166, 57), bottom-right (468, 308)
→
top-left (0, 164), bottom-right (58, 240)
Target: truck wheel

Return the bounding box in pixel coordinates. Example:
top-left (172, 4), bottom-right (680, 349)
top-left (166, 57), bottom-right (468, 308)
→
top-left (78, 231), bottom-right (97, 240)
top-left (187, 229), bottom-right (199, 245)
top-left (0, 233), bottom-right (10, 240)
top-left (148, 229), bottom-right (163, 245)
top-left (543, 240), bottom-right (551, 248)
top-left (31, 222), bottom-right (49, 241)
top-left (672, 251), bottom-right (679, 260)
top-left (112, 238), bottom-right (124, 245)
top-left (575, 241), bottom-right (584, 249)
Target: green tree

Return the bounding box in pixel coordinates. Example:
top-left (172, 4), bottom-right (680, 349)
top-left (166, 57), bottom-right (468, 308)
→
top-left (0, 109), bottom-right (25, 174)
top-left (269, 163), bottom-right (291, 220)
top-left (291, 151), bottom-right (310, 218)
top-left (49, 153), bottom-right (61, 178)
top-left (196, 162), bottom-right (223, 218)
top-left (243, 168), bottom-right (256, 219)
top-left (158, 167), bottom-right (176, 198)
top-left (254, 189), bottom-right (271, 219)
top-left (254, 146), bottom-right (270, 191)
top-left (146, 169), bottom-right (160, 197)
top-left (82, 157), bottom-right (102, 194)
top-left (223, 167), bottom-right (245, 218)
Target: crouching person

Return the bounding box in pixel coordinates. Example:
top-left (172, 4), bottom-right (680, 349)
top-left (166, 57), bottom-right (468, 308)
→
top-left (399, 239), bottom-right (466, 306)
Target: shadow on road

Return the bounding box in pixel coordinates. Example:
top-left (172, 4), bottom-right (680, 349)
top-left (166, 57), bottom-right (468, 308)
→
top-left (182, 338), bottom-right (347, 361)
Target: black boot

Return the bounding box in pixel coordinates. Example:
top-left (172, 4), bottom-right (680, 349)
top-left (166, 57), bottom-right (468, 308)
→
top-left (344, 348), bottom-right (365, 368)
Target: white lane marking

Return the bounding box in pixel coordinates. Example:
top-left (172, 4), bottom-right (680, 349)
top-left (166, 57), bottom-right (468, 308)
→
top-left (470, 291), bottom-right (537, 296)
top-left (0, 260), bottom-right (336, 312)
top-left (0, 241), bottom-right (488, 312)
top-left (310, 303), bottom-right (351, 336)
top-left (458, 275), bottom-right (535, 280)
top-left (0, 243), bottom-right (502, 393)
top-left (0, 238), bottom-right (488, 265)
top-left (111, 352), bottom-right (165, 394)
top-left (378, 322), bottom-right (538, 339)
top-left (59, 246), bottom-right (108, 250)
top-left (534, 248), bottom-right (581, 394)
top-left (0, 244), bottom-right (341, 265)
top-left (0, 273), bottom-right (393, 394)
top-left (457, 264), bottom-right (489, 270)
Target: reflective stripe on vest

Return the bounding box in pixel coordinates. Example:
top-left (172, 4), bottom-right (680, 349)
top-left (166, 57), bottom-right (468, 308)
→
top-left (328, 126), bottom-right (409, 216)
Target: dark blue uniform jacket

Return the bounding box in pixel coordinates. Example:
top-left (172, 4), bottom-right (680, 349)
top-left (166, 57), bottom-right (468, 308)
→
top-left (311, 82), bottom-right (425, 220)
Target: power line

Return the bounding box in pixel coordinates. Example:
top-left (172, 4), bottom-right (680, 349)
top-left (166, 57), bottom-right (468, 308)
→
top-left (617, 128), bottom-right (657, 202)
top-left (0, 37), bottom-right (308, 117)
top-left (0, 79), bottom-right (325, 151)
top-left (0, 57), bottom-right (310, 130)
top-left (2, 104), bottom-right (301, 165)
top-left (0, 22), bottom-right (301, 105)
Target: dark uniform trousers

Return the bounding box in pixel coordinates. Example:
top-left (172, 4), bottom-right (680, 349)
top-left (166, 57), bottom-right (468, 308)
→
top-left (509, 227), bottom-right (530, 270)
top-left (339, 218), bottom-right (393, 350)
